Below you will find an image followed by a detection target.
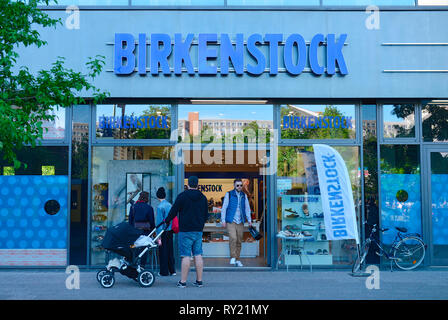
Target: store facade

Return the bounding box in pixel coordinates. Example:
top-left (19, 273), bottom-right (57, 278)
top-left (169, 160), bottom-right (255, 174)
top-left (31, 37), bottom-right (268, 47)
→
top-left (0, 4), bottom-right (447, 268)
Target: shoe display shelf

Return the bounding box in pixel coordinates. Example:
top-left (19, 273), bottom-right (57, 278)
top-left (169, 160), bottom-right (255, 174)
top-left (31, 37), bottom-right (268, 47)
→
top-left (282, 211), bottom-right (332, 266)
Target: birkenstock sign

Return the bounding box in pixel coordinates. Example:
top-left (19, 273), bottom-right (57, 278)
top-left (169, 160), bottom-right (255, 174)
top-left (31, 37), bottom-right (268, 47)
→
top-left (113, 33), bottom-right (348, 76)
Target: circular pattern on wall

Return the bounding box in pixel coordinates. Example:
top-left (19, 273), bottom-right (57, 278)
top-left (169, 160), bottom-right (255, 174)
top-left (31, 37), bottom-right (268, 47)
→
top-left (44, 200), bottom-right (60, 216)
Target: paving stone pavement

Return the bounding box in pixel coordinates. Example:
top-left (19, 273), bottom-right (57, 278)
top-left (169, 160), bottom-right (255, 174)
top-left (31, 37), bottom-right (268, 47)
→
top-left (0, 268), bottom-right (447, 300)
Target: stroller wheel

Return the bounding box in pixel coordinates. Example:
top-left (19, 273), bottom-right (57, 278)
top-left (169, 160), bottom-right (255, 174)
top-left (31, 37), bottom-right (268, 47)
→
top-left (96, 269), bottom-right (108, 283)
top-left (100, 273), bottom-right (115, 288)
top-left (138, 270), bottom-right (155, 288)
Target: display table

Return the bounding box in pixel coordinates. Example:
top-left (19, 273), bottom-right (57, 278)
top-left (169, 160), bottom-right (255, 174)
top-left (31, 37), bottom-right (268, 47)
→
top-left (276, 234), bottom-right (313, 272)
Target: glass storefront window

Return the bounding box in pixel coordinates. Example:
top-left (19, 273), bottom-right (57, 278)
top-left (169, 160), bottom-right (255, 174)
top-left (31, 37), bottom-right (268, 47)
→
top-left (422, 104), bottom-right (448, 142)
top-left (382, 104), bottom-right (416, 139)
top-left (178, 104), bottom-right (273, 144)
top-left (227, 0), bottom-right (319, 4)
top-left (48, 0), bottom-right (128, 4)
top-left (95, 104), bottom-right (171, 140)
top-left (431, 151), bottom-right (448, 259)
top-left (277, 146), bottom-right (361, 266)
top-left (133, 0), bottom-right (223, 4)
top-left (280, 104), bottom-right (356, 140)
top-left (0, 147), bottom-right (69, 266)
top-left (42, 107), bottom-right (66, 140)
top-left (418, 0), bottom-right (448, 5)
top-left (323, 0), bottom-right (415, 4)
top-left (90, 146), bottom-right (174, 265)
top-left (380, 145), bottom-right (422, 245)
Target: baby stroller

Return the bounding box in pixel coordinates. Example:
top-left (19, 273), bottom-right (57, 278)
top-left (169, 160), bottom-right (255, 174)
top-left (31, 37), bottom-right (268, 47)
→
top-left (96, 221), bottom-right (165, 288)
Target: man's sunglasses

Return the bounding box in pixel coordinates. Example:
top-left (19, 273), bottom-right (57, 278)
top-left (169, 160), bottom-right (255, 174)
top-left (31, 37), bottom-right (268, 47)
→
top-left (236, 184), bottom-right (243, 187)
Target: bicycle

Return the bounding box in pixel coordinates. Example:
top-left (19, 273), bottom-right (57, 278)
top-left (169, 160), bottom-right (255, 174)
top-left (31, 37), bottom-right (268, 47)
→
top-left (352, 223), bottom-right (427, 273)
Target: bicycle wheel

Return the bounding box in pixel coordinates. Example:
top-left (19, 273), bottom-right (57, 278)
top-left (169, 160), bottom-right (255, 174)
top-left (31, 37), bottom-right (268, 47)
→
top-left (393, 236), bottom-right (426, 270)
top-left (352, 240), bottom-right (370, 273)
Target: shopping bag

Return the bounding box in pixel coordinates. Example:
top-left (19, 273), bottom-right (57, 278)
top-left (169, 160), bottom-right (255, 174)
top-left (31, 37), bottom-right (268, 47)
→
top-left (172, 216), bottom-right (179, 234)
top-left (249, 226), bottom-right (262, 240)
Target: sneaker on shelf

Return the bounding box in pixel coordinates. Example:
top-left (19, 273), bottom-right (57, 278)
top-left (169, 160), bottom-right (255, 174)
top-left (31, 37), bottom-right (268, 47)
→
top-left (303, 221), bottom-right (315, 227)
top-left (285, 213), bottom-right (300, 219)
top-left (285, 208), bottom-right (299, 215)
top-left (230, 258), bottom-right (236, 265)
top-left (193, 280), bottom-right (203, 287)
top-left (301, 231), bottom-right (313, 237)
top-left (316, 249), bottom-right (323, 255)
top-left (177, 281), bottom-right (187, 288)
top-left (235, 261), bottom-right (244, 267)
top-left (302, 222), bottom-right (317, 230)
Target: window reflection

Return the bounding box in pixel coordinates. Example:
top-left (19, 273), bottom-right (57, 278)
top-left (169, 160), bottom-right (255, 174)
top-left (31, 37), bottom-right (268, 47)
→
top-left (323, 0), bottom-right (415, 4)
top-left (382, 104), bottom-right (415, 139)
top-left (422, 104), bottom-right (448, 142)
top-left (281, 104), bottom-right (356, 140)
top-left (132, 0), bottom-right (223, 4)
top-left (177, 105), bottom-right (273, 144)
top-left (96, 104), bottom-right (171, 140)
top-left (42, 108), bottom-right (66, 140)
top-left (227, 0), bottom-right (319, 4)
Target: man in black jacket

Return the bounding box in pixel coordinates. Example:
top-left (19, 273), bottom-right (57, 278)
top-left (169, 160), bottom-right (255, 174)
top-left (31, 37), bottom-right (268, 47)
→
top-left (165, 176), bottom-right (208, 288)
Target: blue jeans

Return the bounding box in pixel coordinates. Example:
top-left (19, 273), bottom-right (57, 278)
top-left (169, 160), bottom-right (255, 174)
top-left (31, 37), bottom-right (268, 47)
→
top-left (178, 231), bottom-right (203, 257)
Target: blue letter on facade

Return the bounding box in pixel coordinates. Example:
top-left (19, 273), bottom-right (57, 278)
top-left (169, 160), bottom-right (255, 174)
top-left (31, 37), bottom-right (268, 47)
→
top-left (264, 34), bottom-right (283, 75)
top-left (174, 33), bottom-right (195, 75)
top-left (114, 33), bottom-right (135, 75)
top-left (220, 33), bottom-right (244, 75)
top-left (246, 34), bottom-right (266, 75)
top-left (327, 34), bottom-right (348, 75)
top-left (309, 34), bottom-right (324, 75)
top-left (138, 33), bottom-right (147, 75)
top-left (284, 34), bottom-right (307, 75)
top-left (150, 34), bottom-right (172, 75)
top-left (198, 33), bottom-right (218, 75)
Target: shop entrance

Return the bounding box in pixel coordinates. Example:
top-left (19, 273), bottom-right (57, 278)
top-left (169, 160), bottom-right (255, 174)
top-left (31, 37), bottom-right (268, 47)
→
top-left (182, 149), bottom-right (270, 268)
top-left (423, 146), bottom-right (448, 265)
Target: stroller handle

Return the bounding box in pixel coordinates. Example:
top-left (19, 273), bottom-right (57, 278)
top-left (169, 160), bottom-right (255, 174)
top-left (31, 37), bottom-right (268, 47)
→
top-left (147, 220), bottom-right (170, 238)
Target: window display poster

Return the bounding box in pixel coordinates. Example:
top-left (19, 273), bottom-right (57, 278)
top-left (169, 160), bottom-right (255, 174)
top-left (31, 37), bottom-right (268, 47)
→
top-left (125, 173), bottom-right (151, 219)
top-left (381, 173), bottom-right (422, 245)
top-left (108, 160), bottom-right (172, 224)
top-left (281, 194), bottom-right (322, 219)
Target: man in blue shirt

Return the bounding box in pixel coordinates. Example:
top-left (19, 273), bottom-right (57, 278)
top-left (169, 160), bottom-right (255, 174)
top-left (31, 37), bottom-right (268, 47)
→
top-left (221, 179), bottom-right (252, 267)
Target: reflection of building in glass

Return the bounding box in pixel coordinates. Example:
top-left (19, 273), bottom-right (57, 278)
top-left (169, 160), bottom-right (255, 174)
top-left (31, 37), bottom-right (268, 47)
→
top-left (383, 114), bottom-right (415, 138)
top-left (363, 120), bottom-right (376, 137)
top-left (72, 122), bottom-right (88, 144)
top-left (42, 111), bottom-right (65, 139)
top-left (179, 112), bottom-right (273, 140)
